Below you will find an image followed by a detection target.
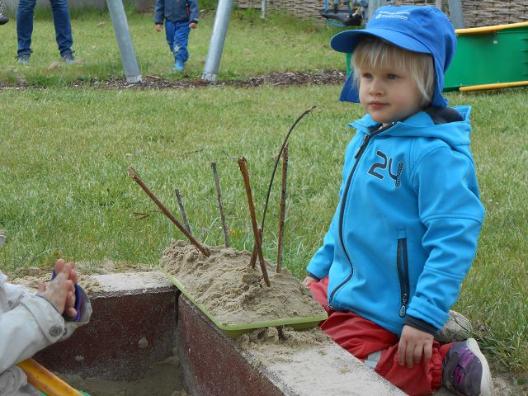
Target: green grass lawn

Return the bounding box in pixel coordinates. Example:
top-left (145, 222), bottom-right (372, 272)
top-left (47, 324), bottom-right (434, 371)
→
top-left (0, 9), bottom-right (526, 378)
top-left (1, 86), bottom-right (527, 375)
top-left (0, 9), bottom-right (343, 85)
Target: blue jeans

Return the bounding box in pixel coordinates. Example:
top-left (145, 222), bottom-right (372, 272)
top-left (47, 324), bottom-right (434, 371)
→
top-left (165, 20), bottom-right (190, 64)
top-left (16, 0), bottom-right (73, 56)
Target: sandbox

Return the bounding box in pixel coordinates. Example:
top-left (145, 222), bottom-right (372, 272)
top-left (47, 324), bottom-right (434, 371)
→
top-left (31, 271), bottom-right (402, 396)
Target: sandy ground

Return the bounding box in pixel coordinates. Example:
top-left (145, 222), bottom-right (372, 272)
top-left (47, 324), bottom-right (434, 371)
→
top-left (60, 350), bottom-right (185, 396)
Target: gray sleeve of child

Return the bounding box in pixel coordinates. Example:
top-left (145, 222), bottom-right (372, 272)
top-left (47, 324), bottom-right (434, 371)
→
top-left (0, 294), bottom-right (65, 373)
top-left (0, 287), bottom-right (92, 373)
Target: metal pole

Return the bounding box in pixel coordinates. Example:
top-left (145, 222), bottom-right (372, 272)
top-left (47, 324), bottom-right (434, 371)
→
top-left (106, 0), bottom-right (142, 83)
top-left (367, 0), bottom-right (384, 21)
top-left (447, 0), bottom-right (465, 28)
top-left (261, 0), bottom-right (267, 19)
top-left (201, 0), bottom-right (233, 82)
top-left (367, 0), bottom-right (394, 21)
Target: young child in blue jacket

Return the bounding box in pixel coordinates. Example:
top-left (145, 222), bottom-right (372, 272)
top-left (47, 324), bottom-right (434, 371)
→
top-left (304, 5), bottom-right (492, 396)
top-left (154, 0), bottom-right (199, 72)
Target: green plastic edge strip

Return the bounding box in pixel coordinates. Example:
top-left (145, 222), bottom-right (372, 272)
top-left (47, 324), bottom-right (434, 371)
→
top-left (165, 273), bottom-right (327, 334)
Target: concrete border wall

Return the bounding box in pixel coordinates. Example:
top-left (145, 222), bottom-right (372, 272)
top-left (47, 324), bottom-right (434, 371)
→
top-left (33, 271), bottom-right (402, 395)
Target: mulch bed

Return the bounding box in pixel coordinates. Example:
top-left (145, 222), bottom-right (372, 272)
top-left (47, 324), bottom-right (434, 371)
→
top-left (0, 70), bottom-right (346, 90)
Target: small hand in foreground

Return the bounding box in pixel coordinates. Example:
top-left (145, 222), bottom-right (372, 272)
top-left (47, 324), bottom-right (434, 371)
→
top-left (302, 276), bottom-right (317, 288)
top-left (155, 24), bottom-right (163, 32)
top-left (189, 22), bottom-right (197, 29)
top-left (37, 259), bottom-right (78, 318)
top-left (397, 325), bottom-right (434, 368)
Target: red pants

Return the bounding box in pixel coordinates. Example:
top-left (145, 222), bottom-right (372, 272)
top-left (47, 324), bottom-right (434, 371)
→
top-left (309, 278), bottom-right (451, 396)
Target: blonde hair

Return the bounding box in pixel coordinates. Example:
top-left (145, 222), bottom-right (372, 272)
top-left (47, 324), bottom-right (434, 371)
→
top-left (352, 37), bottom-right (435, 107)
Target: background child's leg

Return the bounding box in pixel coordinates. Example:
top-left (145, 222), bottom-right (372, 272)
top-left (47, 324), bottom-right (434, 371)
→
top-left (309, 278), bottom-right (450, 395)
top-left (164, 20), bottom-right (176, 55)
top-left (173, 21), bottom-right (191, 65)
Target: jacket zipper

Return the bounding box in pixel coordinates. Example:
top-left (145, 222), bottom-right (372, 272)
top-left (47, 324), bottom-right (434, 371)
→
top-left (328, 131), bottom-right (377, 304)
top-left (397, 238), bottom-right (410, 317)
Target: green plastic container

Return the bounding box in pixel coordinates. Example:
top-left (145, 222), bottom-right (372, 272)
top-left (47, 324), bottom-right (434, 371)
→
top-left (166, 273), bottom-right (327, 337)
top-left (445, 22), bottom-right (528, 90)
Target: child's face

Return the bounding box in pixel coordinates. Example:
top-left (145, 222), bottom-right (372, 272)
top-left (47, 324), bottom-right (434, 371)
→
top-left (358, 65), bottom-right (423, 126)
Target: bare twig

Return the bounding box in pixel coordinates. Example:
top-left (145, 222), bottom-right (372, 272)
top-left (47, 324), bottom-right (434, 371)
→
top-left (260, 106), bottom-right (315, 241)
top-left (128, 167), bottom-right (210, 257)
top-left (174, 189), bottom-right (192, 234)
top-left (237, 158), bottom-right (271, 287)
top-left (276, 143), bottom-right (288, 273)
top-left (211, 162), bottom-right (230, 247)
top-left (249, 228), bottom-right (261, 268)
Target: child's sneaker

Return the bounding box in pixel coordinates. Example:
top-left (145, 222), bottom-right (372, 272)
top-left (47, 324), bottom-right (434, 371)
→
top-left (173, 60), bottom-right (184, 72)
top-left (442, 338), bottom-right (493, 396)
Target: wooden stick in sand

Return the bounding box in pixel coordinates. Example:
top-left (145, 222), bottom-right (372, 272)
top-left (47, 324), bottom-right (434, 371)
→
top-left (211, 162), bottom-right (230, 248)
top-left (174, 188), bottom-right (192, 234)
top-left (237, 157), bottom-right (271, 287)
top-left (248, 227), bottom-right (263, 269)
top-left (276, 143), bottom-right (288, 273)
top-left (128, 166), bottom-right (210, 257)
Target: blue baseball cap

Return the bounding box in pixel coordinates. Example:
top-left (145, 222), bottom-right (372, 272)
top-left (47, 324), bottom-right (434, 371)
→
top-left (331, 5), bottom-right (456, 108)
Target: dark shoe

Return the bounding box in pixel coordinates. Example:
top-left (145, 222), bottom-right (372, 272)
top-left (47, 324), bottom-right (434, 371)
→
top-left (0, 13), bottom-right (8, 25)
top-left (61, 52), bottom-right (75, 64)
top-left (17, 54), bottom-right (30, 65)
top-left (443, 338), bottom-right (492, 396)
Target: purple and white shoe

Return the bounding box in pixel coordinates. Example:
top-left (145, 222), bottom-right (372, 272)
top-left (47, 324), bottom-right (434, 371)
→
top-left (442, 338), bottom-right (493, 396)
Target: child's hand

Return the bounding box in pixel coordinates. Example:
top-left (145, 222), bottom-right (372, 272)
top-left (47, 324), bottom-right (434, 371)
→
top-left (37, 268), bottom-right (75, 317)
top-left (303, 276), bottom-right (317, 288)
top-left (54, 259), bottom-right (79, 318)
top-left (54, 259), bottom-right (78, 284)
top-left (155, 24), bottom-right (163, 32)
top-left (397, 325), bottom-right (434, 368)
top-left (189, 22), bottom-right (197, 29)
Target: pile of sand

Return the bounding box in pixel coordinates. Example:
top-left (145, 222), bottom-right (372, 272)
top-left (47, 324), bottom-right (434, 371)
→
top-left (162, 240), bottom-right (326, 327)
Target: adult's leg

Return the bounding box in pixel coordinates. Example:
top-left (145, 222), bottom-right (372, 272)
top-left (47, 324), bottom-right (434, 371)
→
top-left (309, 278), bottom-right (449, 396)
top-left (49, 0), bottom-right (73, 56)
top-left (16, 0), bottom-right (37, 56)
top-left (173, 21), bottom-right (190, 64)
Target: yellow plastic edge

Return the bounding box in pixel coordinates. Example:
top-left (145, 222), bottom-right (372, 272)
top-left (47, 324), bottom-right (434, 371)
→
top-left (456, 21), bottom-right (528, 35)
top-left (459, 80), bottom-right (528, 92)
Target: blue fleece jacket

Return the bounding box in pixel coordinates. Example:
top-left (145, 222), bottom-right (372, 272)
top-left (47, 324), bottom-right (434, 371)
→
top-left (307, 106), bottom-right (484, 336)
top-left (154, 0), bottom-right (199, 24)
